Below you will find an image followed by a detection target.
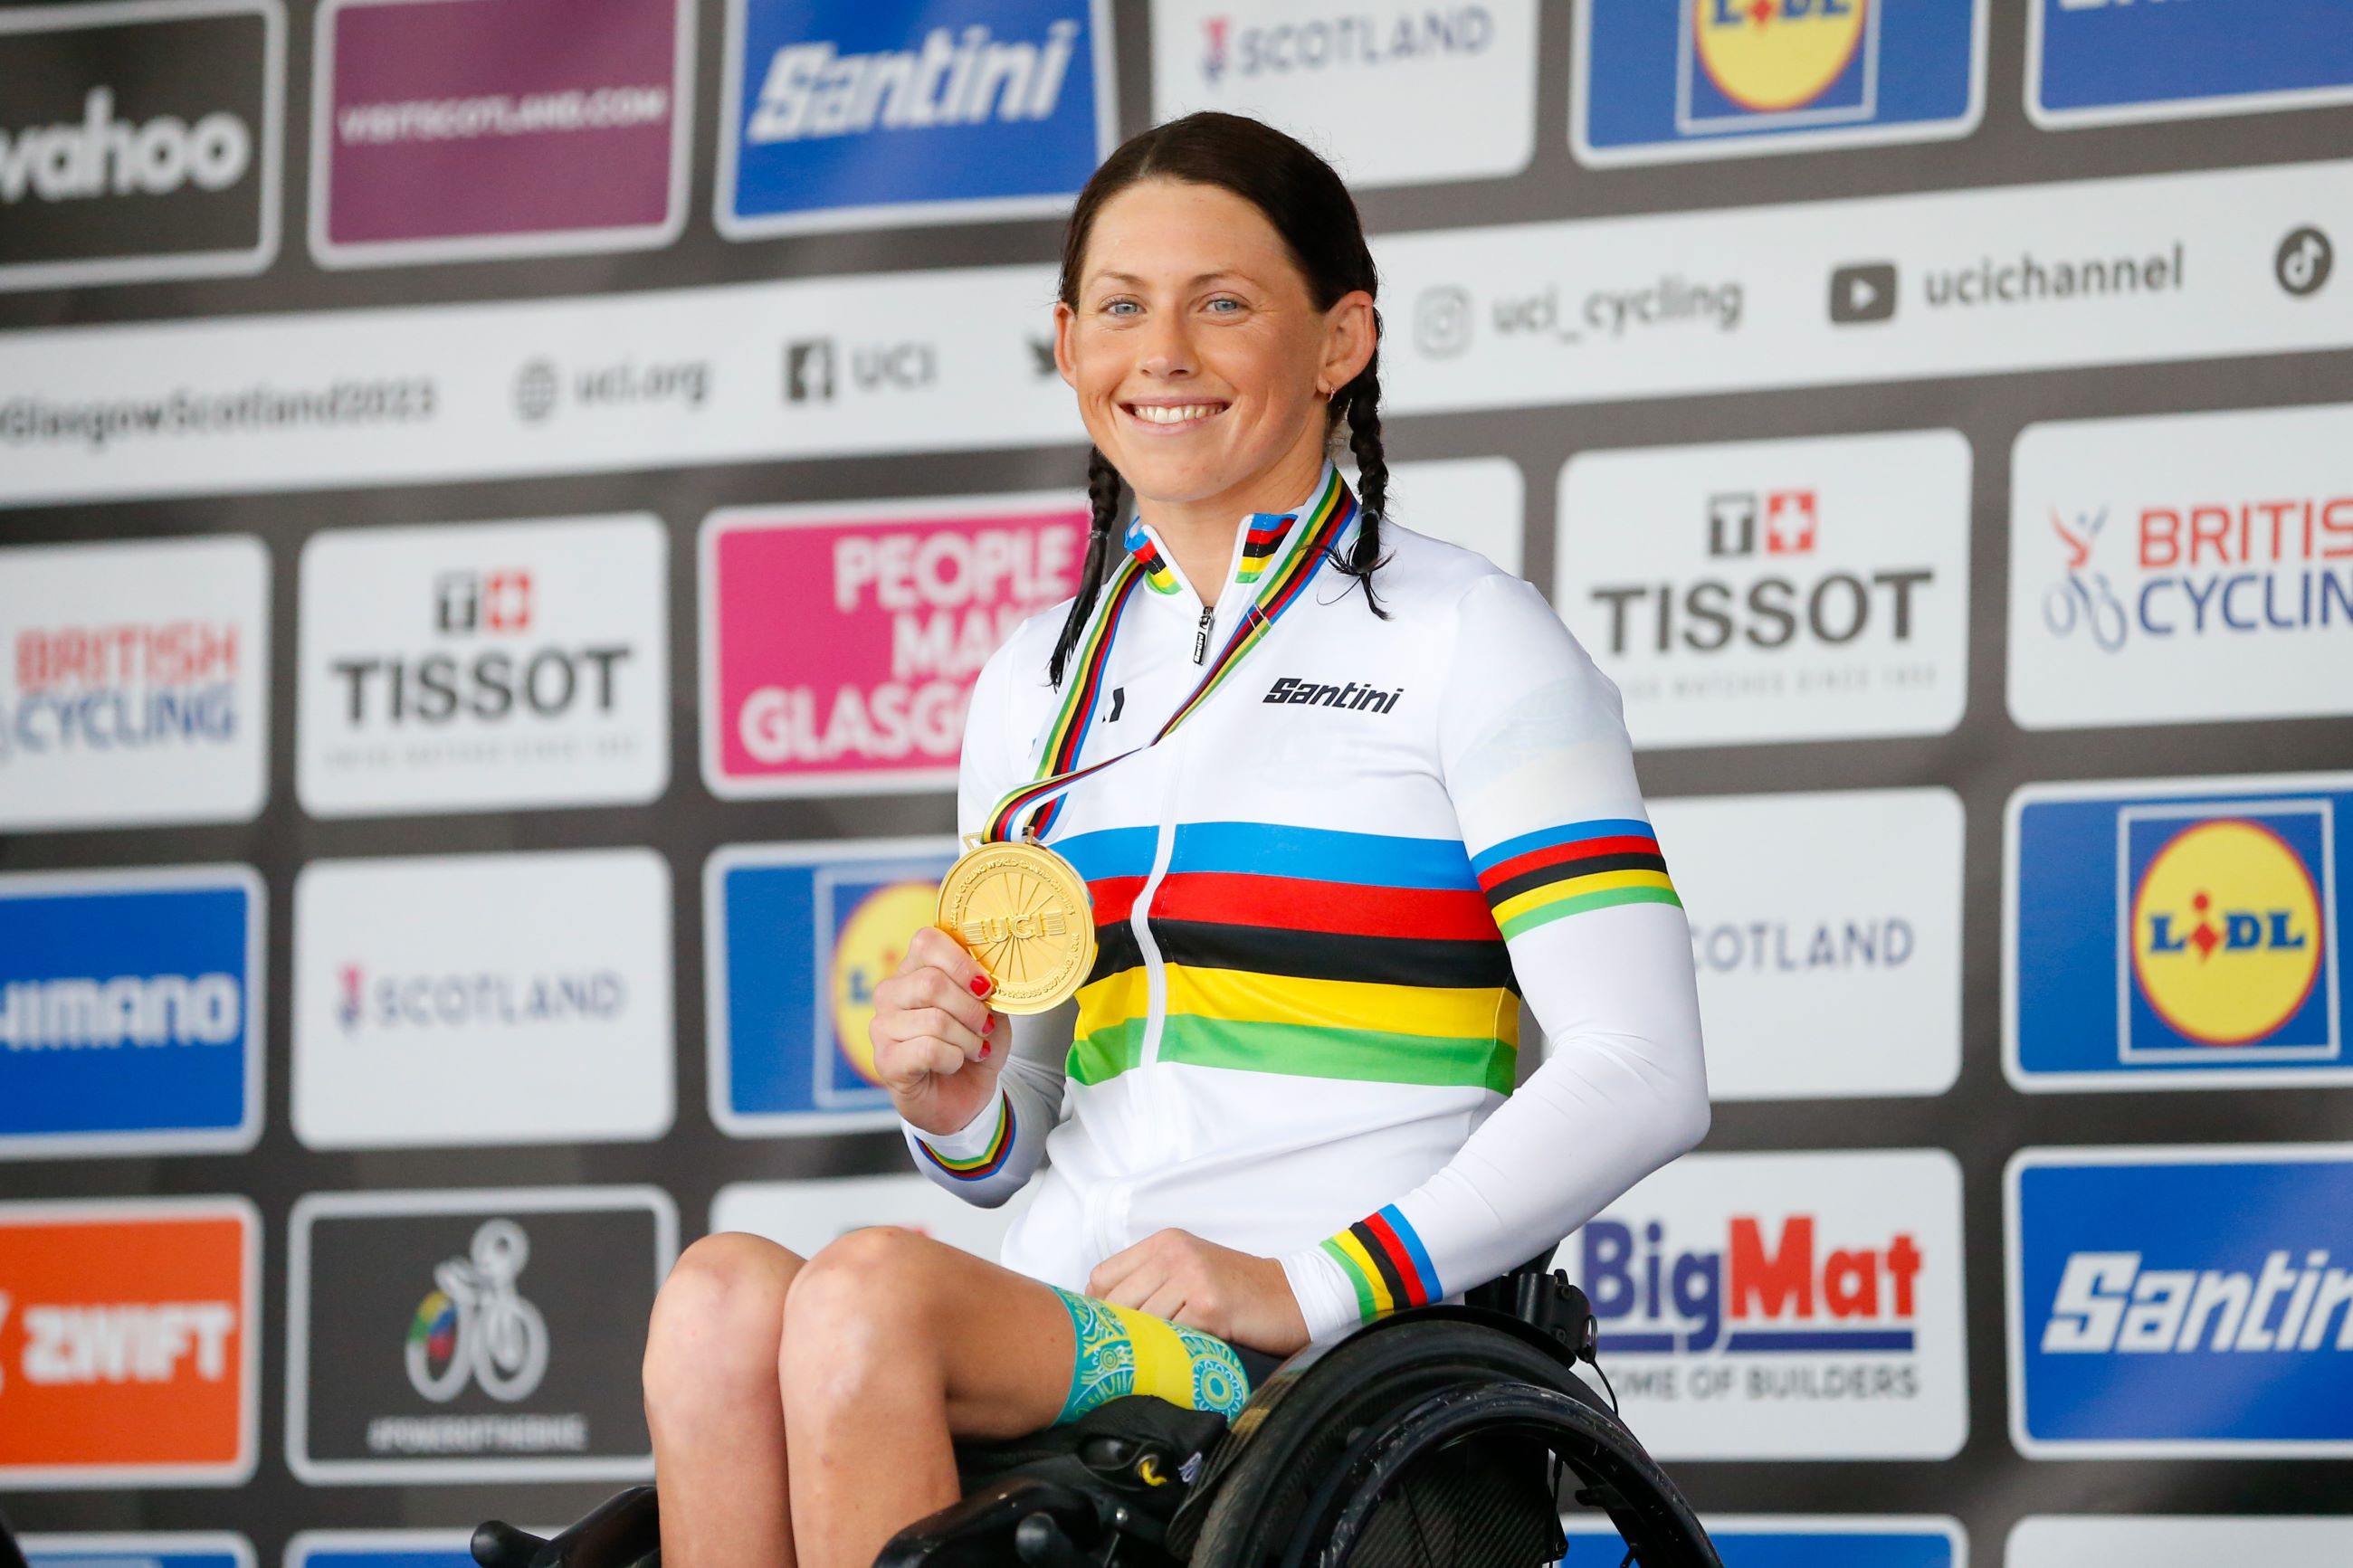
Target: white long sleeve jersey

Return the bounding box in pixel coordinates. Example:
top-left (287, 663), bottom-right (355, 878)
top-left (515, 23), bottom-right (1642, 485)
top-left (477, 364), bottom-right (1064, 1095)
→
top-left (902, 464), bottom-right (1710, 1345)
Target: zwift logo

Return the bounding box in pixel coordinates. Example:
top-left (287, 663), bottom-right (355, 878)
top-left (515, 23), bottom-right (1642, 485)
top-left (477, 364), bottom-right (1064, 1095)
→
top-left (747, 20), bottom-right (1081, 142)
top-left (0, 88), bottom-right (252, 204)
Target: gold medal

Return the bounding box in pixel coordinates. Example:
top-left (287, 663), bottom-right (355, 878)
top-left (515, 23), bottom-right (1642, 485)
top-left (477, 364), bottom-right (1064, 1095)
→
top-left (936, 833), bottom-right (1097, 1014)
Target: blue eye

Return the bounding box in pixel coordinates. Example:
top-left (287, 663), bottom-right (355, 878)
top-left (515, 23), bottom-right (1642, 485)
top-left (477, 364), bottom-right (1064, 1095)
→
top-left (1206, 297), bottom-right (1243, 314)
top-left (1104, 299), bottom-right (1140, 317)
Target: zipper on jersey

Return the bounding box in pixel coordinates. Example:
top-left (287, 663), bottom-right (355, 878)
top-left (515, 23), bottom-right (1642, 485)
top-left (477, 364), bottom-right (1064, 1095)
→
top-left (1191, 604), bottom-right (1214, 664)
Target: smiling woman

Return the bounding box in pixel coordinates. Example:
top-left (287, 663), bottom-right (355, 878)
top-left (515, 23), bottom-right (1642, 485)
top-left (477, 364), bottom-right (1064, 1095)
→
top-left (633, 112), bottom-right (1710, 1568)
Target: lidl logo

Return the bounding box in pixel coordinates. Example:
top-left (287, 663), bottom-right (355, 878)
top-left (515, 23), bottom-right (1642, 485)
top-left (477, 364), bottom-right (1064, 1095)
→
top-left (2009, 1146), bottom-right (2353, 1454)
top-left (1691, 0), bottom-right (1870, 119)
top-left (2008, 775), bottom-right (2346, 1089)
top-left (1573, 0), bottom-right (1980, 166)
top-left (706, 838), bottom-right (953, 1135)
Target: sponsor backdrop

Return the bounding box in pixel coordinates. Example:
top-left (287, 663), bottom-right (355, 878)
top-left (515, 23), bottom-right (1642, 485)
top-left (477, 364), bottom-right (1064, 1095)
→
top-left (0, 0), bottom-right (2348, 1555)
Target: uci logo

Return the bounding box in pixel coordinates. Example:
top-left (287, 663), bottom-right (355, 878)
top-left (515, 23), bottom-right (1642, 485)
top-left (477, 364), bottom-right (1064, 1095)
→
top-left (1694, 0), bottom-right (1868, 114)
top-left (830, 879), bottom-right (939, 1086)
top-left (2131, 818), bottom-right (2326, 1048)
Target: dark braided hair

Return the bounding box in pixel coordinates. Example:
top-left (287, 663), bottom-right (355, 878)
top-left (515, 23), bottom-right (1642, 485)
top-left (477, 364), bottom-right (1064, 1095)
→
top-left (1046, 112), bottom-right (1391, 689)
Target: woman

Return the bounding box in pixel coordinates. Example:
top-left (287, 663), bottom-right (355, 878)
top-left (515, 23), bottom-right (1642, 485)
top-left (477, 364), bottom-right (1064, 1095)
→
top-left (641, 112), bottom-right (1710, 1568)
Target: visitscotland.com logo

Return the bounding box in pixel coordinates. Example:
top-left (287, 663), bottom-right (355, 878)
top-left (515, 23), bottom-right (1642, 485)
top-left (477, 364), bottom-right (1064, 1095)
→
top-left (2009, 1146), bottom-right (2353, 1456)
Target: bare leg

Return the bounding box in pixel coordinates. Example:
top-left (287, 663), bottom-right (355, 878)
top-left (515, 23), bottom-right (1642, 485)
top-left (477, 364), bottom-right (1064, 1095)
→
top-left (643, 1231), bottom-right (805, 1568)
top-left (779, 1227), bottom-right (1079, 1568)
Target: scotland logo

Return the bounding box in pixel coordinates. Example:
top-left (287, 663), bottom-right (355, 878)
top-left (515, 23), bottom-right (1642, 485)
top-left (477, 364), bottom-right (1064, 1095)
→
top-left (719, 0), bottom-right (1115, 235)
top-left (2009, 1146), bottom-right (2353, 1454)
top-left (2007, 774), bottom-right (2346, 1089)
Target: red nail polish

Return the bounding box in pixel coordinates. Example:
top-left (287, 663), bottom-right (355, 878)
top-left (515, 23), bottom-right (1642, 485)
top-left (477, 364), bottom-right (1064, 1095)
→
top-left (969, 974), bottom-right (992, 997)
top-left (982, 1014), bottom-right (995, 1034)
top-left (979, 1040), bottom-right (993, 1060)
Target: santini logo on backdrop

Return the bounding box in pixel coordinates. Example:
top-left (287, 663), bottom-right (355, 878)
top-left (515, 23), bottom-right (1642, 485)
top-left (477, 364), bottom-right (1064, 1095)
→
top-left (747, 21), bottom-right (1082, 141)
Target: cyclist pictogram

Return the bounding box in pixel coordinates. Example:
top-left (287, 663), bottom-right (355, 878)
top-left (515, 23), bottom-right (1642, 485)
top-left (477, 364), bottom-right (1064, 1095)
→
top-left (405, 1217), bottom-right (549, 1404)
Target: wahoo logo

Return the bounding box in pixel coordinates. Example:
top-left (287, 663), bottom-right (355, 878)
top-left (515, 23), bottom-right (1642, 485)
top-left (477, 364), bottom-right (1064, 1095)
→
top-left (0, 88), bottom-right (252, 204)
top-left (1262, 676), bottom-right (1403, 713)
top-left (2010, 1147), bottom-right (2353, 1453)
top-left (1583, 1213), bottom-right (1921, 1354)
top-left (747, 21), bottom-right (1081, 142)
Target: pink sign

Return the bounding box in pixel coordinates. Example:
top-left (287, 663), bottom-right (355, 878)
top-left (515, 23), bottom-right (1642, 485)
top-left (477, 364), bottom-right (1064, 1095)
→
top-left (702, 498), bottom-right (1086, 797)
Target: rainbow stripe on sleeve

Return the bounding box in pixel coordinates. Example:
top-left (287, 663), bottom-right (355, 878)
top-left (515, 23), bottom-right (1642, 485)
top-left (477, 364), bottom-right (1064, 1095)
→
top-left (914, 1093), bottom-right (1016, 1182)
top-left (1472, 818), bottom-right (1681, 939)
top-left (1319, 1204), bottom-right (1441, 1321)
top-left (1121, 518), bottom-right (1182, 594)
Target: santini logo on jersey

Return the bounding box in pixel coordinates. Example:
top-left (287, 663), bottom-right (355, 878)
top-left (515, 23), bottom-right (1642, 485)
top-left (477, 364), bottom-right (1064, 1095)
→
top-left (1263, 676), bottom-right (1404, 713)
top-left (747, 22), bottom-right (1081, 143)
top-left (2043, 1249), bottom-right (2353, 1356)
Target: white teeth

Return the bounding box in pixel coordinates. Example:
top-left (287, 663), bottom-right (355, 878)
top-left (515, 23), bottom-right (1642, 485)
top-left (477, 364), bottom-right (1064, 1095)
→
top-left (1130, 404), bottom-right (1222, 424)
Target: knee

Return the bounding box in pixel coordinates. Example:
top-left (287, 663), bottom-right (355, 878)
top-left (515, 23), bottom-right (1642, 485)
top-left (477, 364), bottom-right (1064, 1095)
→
top-left (780, 1227), bottom-right (938, 1393)
top-left (643, 1231), bottom-right (801, 1410)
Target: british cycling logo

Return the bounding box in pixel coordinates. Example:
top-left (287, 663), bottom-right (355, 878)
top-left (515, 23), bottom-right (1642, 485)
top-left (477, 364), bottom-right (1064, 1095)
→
top-left (405, 1220), bottom-right (548, 1404)
top-left (0, 614), bottom-right (244, 768)
top-left (2010, 1148), bottom-right (2353, 1452)
top-left (724, 0), bottom-right (1110, 233)
top-left (2042, 493), bottom-right (2353, 653)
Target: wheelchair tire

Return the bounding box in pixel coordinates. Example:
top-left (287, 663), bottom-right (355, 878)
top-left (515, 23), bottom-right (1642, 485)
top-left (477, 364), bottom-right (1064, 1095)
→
top-left (1178, 1320), bottom-right (1715, 1568)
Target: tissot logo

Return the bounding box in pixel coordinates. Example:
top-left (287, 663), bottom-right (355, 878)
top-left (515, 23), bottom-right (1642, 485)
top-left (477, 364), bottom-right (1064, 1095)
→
top-left (298, 516), bottom-right (667, 816)
top-left (289, 1187), bottom-right (672, 1481)
top-left (0, 0), bottom-right (282, 291)
top-left (1262, 676), bottom-right (1404, 713)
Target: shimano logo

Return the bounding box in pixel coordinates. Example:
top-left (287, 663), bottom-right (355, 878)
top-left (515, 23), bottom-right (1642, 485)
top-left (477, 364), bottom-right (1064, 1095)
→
top-left (0, 88), bottom-right (252, 204)
top-left (2042, 1250), bottom-right (2353, 1355)
top-left (1263, 676), bottom-right (1404, 713)
top-left (747, 21), bottom-right (1081, 142)
top-left (0, 974), bottom-right (242, 1050)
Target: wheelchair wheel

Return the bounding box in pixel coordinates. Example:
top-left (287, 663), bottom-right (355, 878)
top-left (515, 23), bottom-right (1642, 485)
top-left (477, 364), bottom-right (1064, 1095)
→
top-left (1177, 1320), bottom-right (1715, 1568)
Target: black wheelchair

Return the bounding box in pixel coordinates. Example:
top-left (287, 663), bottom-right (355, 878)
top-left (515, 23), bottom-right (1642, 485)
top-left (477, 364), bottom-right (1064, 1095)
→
top-left (472, 1259), bottom-right (1718, 1568)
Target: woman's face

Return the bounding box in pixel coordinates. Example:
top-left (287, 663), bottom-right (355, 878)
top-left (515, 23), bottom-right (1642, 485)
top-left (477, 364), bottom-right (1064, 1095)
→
top-left (1055, 178), bottom-right (1372, 510)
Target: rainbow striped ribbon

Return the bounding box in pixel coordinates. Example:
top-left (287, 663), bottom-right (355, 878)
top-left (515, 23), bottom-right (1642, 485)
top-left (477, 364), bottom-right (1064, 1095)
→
top-left (984, 469), bottom-right (1357, 845)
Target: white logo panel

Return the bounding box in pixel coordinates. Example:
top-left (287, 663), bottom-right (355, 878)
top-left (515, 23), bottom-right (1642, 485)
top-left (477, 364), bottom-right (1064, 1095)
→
top-left (0, 536), bottom-right (270, 832)
top-left (291, 849), bottom-right (674, 1149)
top-left (1151, 1), bottom-right (1537, 189)
top-left (1553, 1149), bottom-right (1968, 1459)
top-left (1653, 788), bottom-right (1961, 1100)
top-left (2009, 403), bottom-right (2353, 731)
top-left (2006, 1516), bottom-right (2353, 1568)
top-left (1385, 457), bottom-right (1525, 578)
top-left (298, 514), bottom-right (668, 815)
top-left (1557, 430), bottom-right (1970, 748)
top-left (710, 1174), bottom-right (1032, 1265)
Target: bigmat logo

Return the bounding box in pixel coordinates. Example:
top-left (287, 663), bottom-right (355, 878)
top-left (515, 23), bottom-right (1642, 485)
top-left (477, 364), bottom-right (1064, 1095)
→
top-left (701, 494), bottom-right (1083, 798)
top-left (1563, 1516), bottom-right (1965, 1567)
top-left (0, 866), bottom-right (263, 1159)
top-left (288, 1187), bottom-right (674, 1483)
top-left (2007, 773), bottom-right (2345, 1091)
top-left (1558, 1150), bottom-right (1967, 1459)
top-left (712, 1174), bottom-right (1030, 1262)
top-left (1573, 0), bottom-right (1982, 167)
top-left (299, 516), bottom-right (668, 816)
top-left (1557, 430), bottom-right (1969, 749)
top-left (706, 838), bottom-right (955, 1136)
top-left (719, 0), bottom-right (1115, 237)
top-left (0, 0), bottom-right (281, 291)
top-left (0, 1196), bottom-right (259, 1487)
top-left (24, 1534), bottom-right (255, 1568)
top-left (2031, 0), bottom-right (2353, 130)
top-left (1153, 1), bottom-right (1536, 190)
top-left (2008, 1515), bottom-right (2353, 1566)
top-left (310, 0), bottom-right (691, 268)
top-left (2010, 403), bottom-right (2353, 731)
top-left (1652, 788), bottom-right (1961, 1101)
top-left (293, 849), bottom-right (673, 1150)
top-left (2008, 1145), bottom-right (2353, 1456)
top-left (0, 537), bottom-right (270, 832)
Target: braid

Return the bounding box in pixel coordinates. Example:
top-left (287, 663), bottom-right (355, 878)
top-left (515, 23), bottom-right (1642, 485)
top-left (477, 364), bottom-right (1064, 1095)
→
top-left (1329, 316), bottom-right (1392, 620)
top-left (1049, 447), bottom-right (1126, 689)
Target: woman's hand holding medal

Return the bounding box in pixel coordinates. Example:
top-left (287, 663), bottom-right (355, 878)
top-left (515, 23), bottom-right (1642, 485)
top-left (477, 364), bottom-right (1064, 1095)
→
top-left (870, 924), bottom-right (1006, 1139)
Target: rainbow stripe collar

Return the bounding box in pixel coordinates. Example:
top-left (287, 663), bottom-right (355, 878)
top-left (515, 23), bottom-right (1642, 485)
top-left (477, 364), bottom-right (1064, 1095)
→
top-left (1120, 462), bottom-right (1345, 597)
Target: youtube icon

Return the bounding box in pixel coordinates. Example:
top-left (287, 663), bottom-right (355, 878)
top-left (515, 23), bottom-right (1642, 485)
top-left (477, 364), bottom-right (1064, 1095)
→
top-left (1830, 261), bottom-right (1899, 325)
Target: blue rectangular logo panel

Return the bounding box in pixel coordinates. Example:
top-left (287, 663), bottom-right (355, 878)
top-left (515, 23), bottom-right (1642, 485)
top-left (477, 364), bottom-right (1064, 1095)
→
top-left (1561, 1517), bottom-right (1960, 1567)
top-left (2009, 1146), bottom-right (2353, 1455)
top-left (706, 838), bottom-right (956, 1136)
top-left (0, 867), bottom-right (262, 1157)
top-left (720, 0), bottom-right (1113, 235)
top-left (2033, 0), bottom-right (2353, 128)
top-left (1574, 0), bottom-right (1983, 166)
top-left (2007, 774), bottom-right (2346, 1090)
top-left (26, 1535), bottom-right (252, 1568)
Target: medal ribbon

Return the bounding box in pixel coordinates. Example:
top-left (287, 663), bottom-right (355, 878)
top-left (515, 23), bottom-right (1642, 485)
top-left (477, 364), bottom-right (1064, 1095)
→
top-left (986, 468), bottom-right (1357, 843)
